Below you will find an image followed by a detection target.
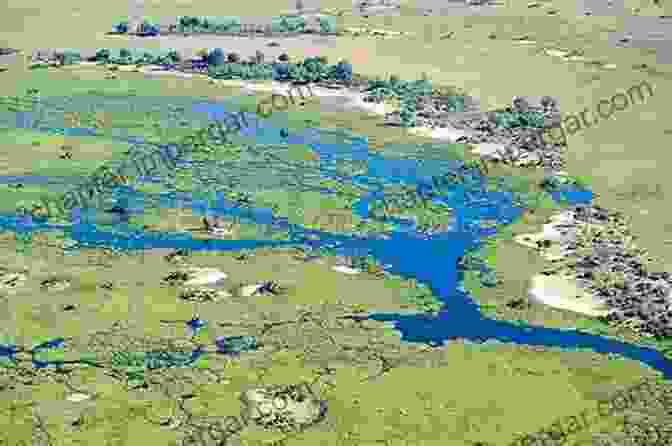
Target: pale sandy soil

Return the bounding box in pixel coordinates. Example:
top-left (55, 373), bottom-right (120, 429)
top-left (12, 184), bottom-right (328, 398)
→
top-left (513, 210), bottom-right (620, 316)
top-left (528, 273), bottom-right (613, 317)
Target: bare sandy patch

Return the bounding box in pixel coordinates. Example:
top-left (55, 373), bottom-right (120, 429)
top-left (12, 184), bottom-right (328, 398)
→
top-left (528, 273), bottom-right (612, 317)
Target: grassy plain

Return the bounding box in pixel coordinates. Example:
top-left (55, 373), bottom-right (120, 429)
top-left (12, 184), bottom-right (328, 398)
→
top-left (0, 0), bottom-right (671, 445)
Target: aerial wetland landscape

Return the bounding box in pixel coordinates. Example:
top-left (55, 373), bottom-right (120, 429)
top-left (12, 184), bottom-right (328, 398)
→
top-left (1, 0), bottom-right (672, 445)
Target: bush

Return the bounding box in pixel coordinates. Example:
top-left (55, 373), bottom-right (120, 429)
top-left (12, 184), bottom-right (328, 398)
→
top-left (178, 16), bottom-right (200, 29)
top-left (317, 15), bottom-right (337, 34)
top-left (399, 94), bottom-right (417, 127)
top-left (167, 50), bottom-right (181, 63)
top-left (112, 48), bottom-right (133, 65)
top-left (271, 15), bottom-right (305, 33)
top-left (55, 50), bottom-right (81, 66)
top-left (206, 48), bottom-right (225, 66)
top-left (113, 21), bottom-right (129, 33)
top-left (493, 110), bottom-right (545, 129)
top-left (330, 60), bottom-right (352, 83)
top-left (211, 16), bottom-right (241, 32)
top-left (94, 48), bottom-right (111, 62)
top-left (272, 63), bottom-right (290, 81)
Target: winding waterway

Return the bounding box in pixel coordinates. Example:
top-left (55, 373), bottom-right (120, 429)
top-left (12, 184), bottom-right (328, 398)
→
top-left (1, 95), bottom-right (671, 378)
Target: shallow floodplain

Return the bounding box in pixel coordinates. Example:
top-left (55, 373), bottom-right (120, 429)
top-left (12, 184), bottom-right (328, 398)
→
top-left (1, 10), bottom-right (672, 445)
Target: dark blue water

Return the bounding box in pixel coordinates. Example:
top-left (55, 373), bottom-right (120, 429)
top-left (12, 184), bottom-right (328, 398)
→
top-left (2, 99), bottom-right (671, 378)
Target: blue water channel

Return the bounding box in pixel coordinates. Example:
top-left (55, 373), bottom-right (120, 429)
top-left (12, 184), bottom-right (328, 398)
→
top-left (1, 96), bottom-right (671, 378)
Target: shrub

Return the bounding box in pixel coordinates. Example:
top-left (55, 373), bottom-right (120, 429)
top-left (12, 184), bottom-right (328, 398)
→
top-left (211, 16), bottom-right (241, 32)
top-left (113, 21), bottom-right (129, 33)
top-left (206, 48), bottom-right (225, 66)
top-left (330, 60), bottom-right (352, 83)
top-left (493, 110), bottom-right (545, 129)
top-left (399, 94), bottom-right (417, 127)
top-left (94, 48), bottom-right (111, 62)
top-left (178, 16), bottom-right (200, 29)
top-left (55, 50), bottom-right (81, 66)
top-left (271, 15), bottom-right (305, 33)
top-left (167, 50), bottom-right (181, 63)
top-left (317, 15), bottom-right (336, 34)
top-left (302, 56), bottom-right (328, 79)
top-left (272, 63), bottom-right (290, 81)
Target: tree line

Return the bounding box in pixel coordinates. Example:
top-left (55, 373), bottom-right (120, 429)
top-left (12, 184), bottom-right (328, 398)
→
top-left (111, 14), bottom-right (338, 36)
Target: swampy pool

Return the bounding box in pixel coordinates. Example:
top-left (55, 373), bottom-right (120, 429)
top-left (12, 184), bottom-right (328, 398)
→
top-left (1, 94), bottom-right (671, 378)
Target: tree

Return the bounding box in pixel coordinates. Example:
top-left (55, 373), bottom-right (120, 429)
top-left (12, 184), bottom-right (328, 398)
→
top-left (331, 59), bottom-right (352, 83)
top-left (207, 48), bottom-right (225, 66)
top-left (317, 16), bottom-right (336, 34)
top-left (95, 48), bottom-right (111, 62)
top-left (167, 50), bottom-right (181, 63)
top-left (179, 16), bottom-right (200, 30)
top-left (113, 21), bottom-right (129, 34)
top-left (272, 63), bottom-right (290, 81)
top-left (399, 94), bottom-right (417, 127)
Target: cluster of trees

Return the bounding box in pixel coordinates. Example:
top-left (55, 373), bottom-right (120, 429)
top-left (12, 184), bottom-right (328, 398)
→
top-left (364, 75), bottom-right (434, 127)
top-left (169, 14), bottom-right (336, 34)
top-left (53, 50), bottom-right (82, 66)
top-left (92, 48), bottom-right (181, 66)
top-left (270, 56), bottom-right (352, 83)
top-left (174, 16), bottom-right (242, 33)
top-left (111, 20), bottom-right (160, 36)
top-left (363, 75), bottom-right (469, 127)
top-left (204, 52), bottom-right (352, 83)
top-left (492, 110), bottom-right (546, 129)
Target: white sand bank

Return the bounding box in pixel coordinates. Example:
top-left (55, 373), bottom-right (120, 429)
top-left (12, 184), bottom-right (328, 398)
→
top-left (184, 267), bottom-right (228, 286)
top-left (528, 274), bottom-right (613, 317)
top-left (514, 210), bottom-right (579, 261)
top-left (332, 265), bottom-right (361, 275)
top-left (407, 125), bottom-right (477, 142)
